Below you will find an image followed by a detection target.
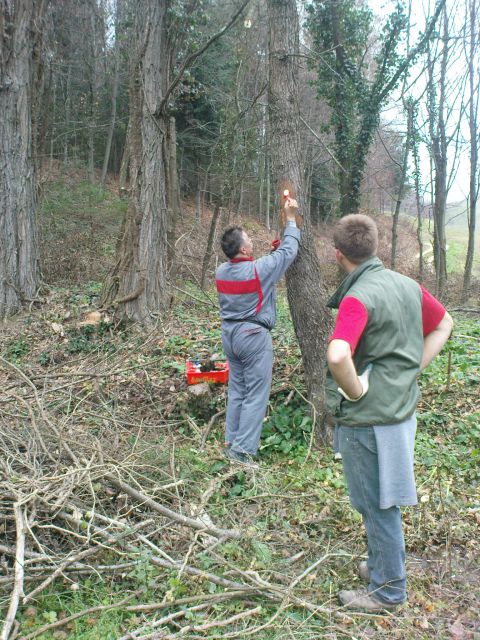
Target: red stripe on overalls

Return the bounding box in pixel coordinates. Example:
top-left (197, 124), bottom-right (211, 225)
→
top-left (215, 265), bottom-right (263, 313)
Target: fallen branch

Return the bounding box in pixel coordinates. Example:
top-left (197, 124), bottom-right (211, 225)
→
top-left (171, 284), bottom-right (219, 308)
top-left (104, 473), bottom-right (241, 539)
top-left (200, 408), bottom-right (226, 448)
top-left (1, 503), bottom-right (26, 640)
top-left (141, 606), bottom-right (262, 640)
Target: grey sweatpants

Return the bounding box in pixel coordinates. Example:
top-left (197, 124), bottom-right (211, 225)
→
top-left (221, 322), bottom-right (273, 455)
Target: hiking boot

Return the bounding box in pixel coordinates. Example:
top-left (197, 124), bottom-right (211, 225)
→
top-left (338, 588), bottom-right (402, 612)
top-left (223, 448), bottom-right (259, 470)
top-left (358, 560), bottom-right (370, 582)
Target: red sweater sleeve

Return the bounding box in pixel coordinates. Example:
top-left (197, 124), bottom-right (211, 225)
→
top-left (329, 296), bottom-right (368, 355)
top-left (421, 285), bottom-right (446, 336)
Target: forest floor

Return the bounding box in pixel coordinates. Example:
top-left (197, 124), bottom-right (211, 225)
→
top-left (1, 174), bottom-right (479, 639)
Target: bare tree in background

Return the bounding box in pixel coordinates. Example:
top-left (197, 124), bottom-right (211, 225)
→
top-left (425, 3), bottom-right (466, 296)
top-left (462, 0), bottom-right (479, 303)
top-left (267, 0), bottom-right (331, 435)
top-left (101, 0), bottom-right (123, 186)
top-left (0, 1), bottom-right (46, 318)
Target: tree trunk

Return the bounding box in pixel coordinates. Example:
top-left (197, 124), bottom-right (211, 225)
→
top-left (87, 11), bottom-right (97, 184)
top-left (118, 117), bottom-right (131, 193)
top-left (195, 162), bottom-right (202, 221)
top-left (200, 203), bottom-right (221, 290)
top-left (265, 156), bottom-right (271, 230)
top-left (412, 120), bottom-right (424, 282)
top-left (63, 63), bottom-right (72, 164)
top-left (462, 0), bottom-right (478, 304)
top-left (101, 0), bottom-right (122, 186)
top-left (391, 101), bottom-right (414, 270)
top-left (166, 116), bottom-right (181, 270)
top-left (267, 0), bottom-right (331, 435)
top-left (0, 1), bottom-right (42, 318)
top-left (428, 13), bottom-right (449, 297)
top-left (101, 1), bottom-right (169, 322)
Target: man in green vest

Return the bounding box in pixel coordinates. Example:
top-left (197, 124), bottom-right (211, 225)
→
top-left (326, 214), bottom-right (453, 612)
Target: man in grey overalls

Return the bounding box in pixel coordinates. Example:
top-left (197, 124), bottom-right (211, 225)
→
top-left (215, 198), bottom-right (300, 466)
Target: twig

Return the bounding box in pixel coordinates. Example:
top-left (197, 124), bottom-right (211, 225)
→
top-left (157, 606), bottom-right (262, 639)
top-left (171, 284), bottom-right (219, 308)
top-left (200, 408), bottom-right (226, 448)
top-left (1, 503), bottom-right (26, 640)
top-left (0, 356), bottom-right (78, 464)
top-left (118, 602), bottom-right (212, 640)
top-left (104, 473), bottom-right (241, 539)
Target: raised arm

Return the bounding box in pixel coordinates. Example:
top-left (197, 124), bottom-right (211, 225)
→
top-left (255, 197), bottom-right (301, 283)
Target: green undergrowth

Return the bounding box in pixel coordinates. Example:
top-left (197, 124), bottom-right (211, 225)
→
top-left (2, 283), bottom-right (479, 639)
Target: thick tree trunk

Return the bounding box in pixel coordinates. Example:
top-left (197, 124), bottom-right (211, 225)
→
top-left (267, 0), bottom-right (331, 435)
top-left (101, 1), bottom-right (169, 322)
top-left (0, 1), bottom-right (41, 319)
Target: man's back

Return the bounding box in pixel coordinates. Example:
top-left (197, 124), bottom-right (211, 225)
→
top-left (326, 257), bottom-right (424, 427)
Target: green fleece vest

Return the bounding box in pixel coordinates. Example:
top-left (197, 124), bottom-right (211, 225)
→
top-left (325, 257), bottom-right (424, 427)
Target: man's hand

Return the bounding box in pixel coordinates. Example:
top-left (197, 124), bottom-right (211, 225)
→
top-left (271, 238), bottom-right (281, 252)
top-left (284, 197), bottom-right (298, 221)
top-left (338, 364), bottom-right (372, 401)
top-left (280, 196), bottom-right (302, 228)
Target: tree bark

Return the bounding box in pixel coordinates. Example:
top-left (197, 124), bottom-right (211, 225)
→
top-left (412, 118), bottom-right (425, 282)
top-left (427, 11), bottom-right (449, 296)
top-left (267, 0), bottom-right (331, 436)
top-left (166, 116), bottom-right (181, 269)
top-left (87, 6), bottom-right (102, 184)
top-left (101, 1), bottom-right (169, 322)
top-left (118, 117), bottom-right (130, 193)
top-left (200, 202), bottom-right (221, 290)
top-left (0, 1), bottom-right (43, 318)
top-left (462, 0), bottom-right (478, 304)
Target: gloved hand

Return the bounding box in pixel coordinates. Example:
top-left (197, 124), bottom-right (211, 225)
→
top-left (271, 238), bottom-right (281, 251)
top-left (338, 364), bottom-right (373, 402)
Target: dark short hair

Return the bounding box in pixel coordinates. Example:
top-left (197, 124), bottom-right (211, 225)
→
top-left (221, 226), bottom-right (245, 259)
top-left (333, 214), bottom-right (378, 263)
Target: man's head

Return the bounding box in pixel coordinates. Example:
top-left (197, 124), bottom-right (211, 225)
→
top-left (221, 226), bottom-right (253, 259)
top-left (333, 214), bottom-right (378, 268)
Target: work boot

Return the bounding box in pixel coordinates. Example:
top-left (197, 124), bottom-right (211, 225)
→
top-left (223, 447), bottom-right (259, 470)
top-left (338, 588), bottom-right (402, 612)
top-left (358, 560), bottom-right (370, 582)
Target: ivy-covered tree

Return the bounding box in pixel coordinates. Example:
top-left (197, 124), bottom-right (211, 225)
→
top-left (307, 0), bottom-right (445, 216)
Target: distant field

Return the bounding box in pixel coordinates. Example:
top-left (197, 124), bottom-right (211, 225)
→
top-left (397, 200), bottom-right (480, 276)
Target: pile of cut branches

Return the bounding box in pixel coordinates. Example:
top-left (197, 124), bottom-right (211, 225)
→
top-left (0, 351), bottom-right (350, 640)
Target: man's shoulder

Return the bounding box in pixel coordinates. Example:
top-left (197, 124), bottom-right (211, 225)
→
top-left (216, 262), bottom-right (230, 278)
top-left (348, 269), bottom-right (420, 305)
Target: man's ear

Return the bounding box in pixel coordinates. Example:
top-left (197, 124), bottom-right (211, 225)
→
top-left (335, 249), bottom-right (344, 262)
